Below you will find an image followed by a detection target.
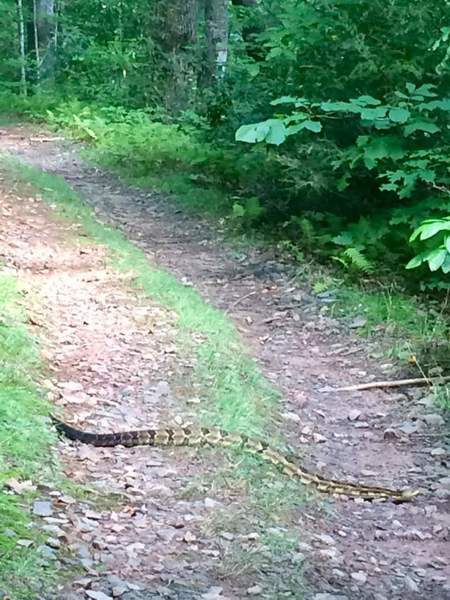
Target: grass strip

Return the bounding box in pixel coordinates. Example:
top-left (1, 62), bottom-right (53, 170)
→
top-left (0, 271), bottom-right (57, 598)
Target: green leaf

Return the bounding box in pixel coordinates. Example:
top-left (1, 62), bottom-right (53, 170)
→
top-left (406, 255), bottom-right (424, 269)
top-left (232, 202), bottom-right (245, 217)
top-left (404, 120), bottom-right (440, 136)
top-left (235, 119), bottom-right (287, 145)
top-left (419, 220), bottom-right (450, 240)
top-left (446, 236), bottom-right (450, 253)
top-left (427, 248), bottom-right (447, 271)
top-left (415, 84), bottom-right (438, 98)
top-left (351, 95), bottom-right (381, 106)
top-left (442, 255), bottom-right (450, 274)
top-left (388, 107), bottom-right (410, 123)
top-left (265, 119), bottom-right (287, 145)
top-left (360, 107), bottom-right (388, 120)
top-left (302, 120), bottom-right (322, 133)
top-left (235, 123), bottom-right (262, 144)
top-left (321, 101), bottom-right (360, 113)
top-left (271, 96), bottom-right (300, 106)
top-left (406, 82), bottom-right (416, 94)
top-left (359, 136), bottom-right (405, 168)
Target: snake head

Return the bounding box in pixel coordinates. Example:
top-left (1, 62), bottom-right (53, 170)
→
top-left (393, 488), bottom-right (421, 503)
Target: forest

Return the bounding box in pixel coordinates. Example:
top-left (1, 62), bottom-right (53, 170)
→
top-left (0, 2), bottom-right (450, 599)
top-left (0, 0), bottom-right (449, 287)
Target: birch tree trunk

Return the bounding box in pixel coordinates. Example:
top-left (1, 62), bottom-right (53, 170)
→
top-left (16, 0), bottom-right (27, 95)
top-left (32, 0), bottom-right (41, 84)
top-left (205, 0), bottom-right (229, 81)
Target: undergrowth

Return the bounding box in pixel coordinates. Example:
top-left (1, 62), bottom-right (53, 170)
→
top-left (0, 272), bottom-right (57, 598)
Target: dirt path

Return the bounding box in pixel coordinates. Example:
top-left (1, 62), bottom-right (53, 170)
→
top-left (0, 126), bottom-right (449, 600)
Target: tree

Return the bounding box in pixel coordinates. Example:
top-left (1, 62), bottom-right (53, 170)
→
top-left (204, 0), bottom-right (229, 81)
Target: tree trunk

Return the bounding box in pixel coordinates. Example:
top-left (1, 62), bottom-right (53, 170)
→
top-left (37, 0), bottom-right (56, 82)
top-left (32, 0), bottom-right (41, 84)
top-left (204, 0), bottom-right (229, 81)
top-left (16, 0), bottom-right (27, 95)
top-left (152, 0), bottom-right (198, 111)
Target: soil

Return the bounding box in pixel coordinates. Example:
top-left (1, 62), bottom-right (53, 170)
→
top-left (0, 125), bottom-right (449, 600)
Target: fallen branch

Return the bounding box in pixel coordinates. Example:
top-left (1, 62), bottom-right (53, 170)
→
top-left (227, 290), bottom-right (257, 312)
top-left (335, 375), bottom-right (450, 392)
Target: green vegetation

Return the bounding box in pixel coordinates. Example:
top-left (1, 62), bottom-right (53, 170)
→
top-left (0, 0), bottom-right (449, 292)
top-left (0, 272), bottom-right (57, 598)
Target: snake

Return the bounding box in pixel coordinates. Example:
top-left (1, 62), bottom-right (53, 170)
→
top-left (51, 415), bottom-right (420, 503)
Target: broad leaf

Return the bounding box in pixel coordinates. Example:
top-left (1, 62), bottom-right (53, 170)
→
top-left (426, 248), bottom-right (447, 271)
top-left (404, 120), bottom-right (440, 136)
top-left (388, 107), bottom-right (410, 123)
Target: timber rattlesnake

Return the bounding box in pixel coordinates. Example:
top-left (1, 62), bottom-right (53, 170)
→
top-left (52, 416), bottom-right (419, 502)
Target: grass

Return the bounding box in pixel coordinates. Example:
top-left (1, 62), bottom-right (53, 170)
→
top-left (310, 271), bottom-right (450, 368)
top-left (0, 272), bottom-right (58, 599)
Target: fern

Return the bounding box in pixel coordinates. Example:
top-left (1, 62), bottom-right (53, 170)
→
top-left (343, 247), bottom-right (374, 273)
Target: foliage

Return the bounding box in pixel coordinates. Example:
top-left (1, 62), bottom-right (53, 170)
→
top-left (235, 83), bottom-right (450, 287)
top-left (407, 217), bottom-right (450, 275)
top-left (1, 0), bottom-right (450, 290)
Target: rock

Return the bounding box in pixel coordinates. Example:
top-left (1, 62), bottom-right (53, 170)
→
top-left (318, 534), bottom-right (336, 545)
top-left (398, 421), bottom-right (418, 435)
top-left (247, 585), bottom-right (263, 596)
top-left (46, 537), bottom-right (61, 549)
top-left (383, 428), bottom-right (400, 441)
top-left (349, 316), bottom-right (367, 328)
top-left (112, 585), bottom-right (127, 598)
top-left (282, 411), bottom-right (301, 423)
top-left (183, 531), bottom-right (196, 543)
top-left (201, 587), bottom-right (223, 600)
top-left (351, 571), bottom-right (368, 584)
top-left (33, 500), bottom-right (53, 517)
top-left (422, 414), bottom-right (445, 427)
top-left (60, 380), bottom-right (84, 392)
top-left (38, 544), bottom-right (57, 560)
top-left (313, 594), bottom-right (348, 600)
top-left (439, 476), bottom-right (450, 490)
top-left (348, 409), bottom-right (361, 422)
top-left (85, 592), bottom-right (113, 600)
top-left (404, 576), bottom-right (419, 592)
top-left (204, 497), bottom-right (222, 509)
top-left (430, 448), bottom-right (446, 457)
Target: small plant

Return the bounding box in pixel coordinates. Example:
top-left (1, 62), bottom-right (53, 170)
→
top-left (407, 216), bottom-right (450, 275)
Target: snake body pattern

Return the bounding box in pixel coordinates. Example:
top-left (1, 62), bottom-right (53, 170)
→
top-left (52, 416), bottom-right (419, 503)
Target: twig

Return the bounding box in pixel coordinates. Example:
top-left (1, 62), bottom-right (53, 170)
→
top-left (334, 375), bottom-right (450, 392)
top-left (227, 290), bottom-right (257, 312)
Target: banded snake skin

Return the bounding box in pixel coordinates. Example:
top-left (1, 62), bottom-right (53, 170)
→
top-left (51, 416), bottom-right (420, 503)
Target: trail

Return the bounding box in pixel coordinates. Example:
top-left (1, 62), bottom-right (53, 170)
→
top-left (0, 125), bottom-right (449, 600)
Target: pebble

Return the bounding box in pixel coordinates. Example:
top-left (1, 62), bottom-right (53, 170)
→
top-left (439, 476), bottom-right (450, 490)
top-left (33, 500), bottom-right (53, 517)
top-left (313, 594), bottom-right (348, 600)
top-left (348, 409), bottom-right (361, 421)
top-left (351, 571), bottom-right (368, 584)
top-left (85, 592), bottom-right (113, 600)
top-left (430, 448), bottom-right (446, 457)
top-left (422, 414), bottom-right (445, 427)
top-left (38, 544), bottom-right (57, 560)
top-left (247, 585), bottom-right (263, 596)
top-left (404, 576), bottom-right (419, 592)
